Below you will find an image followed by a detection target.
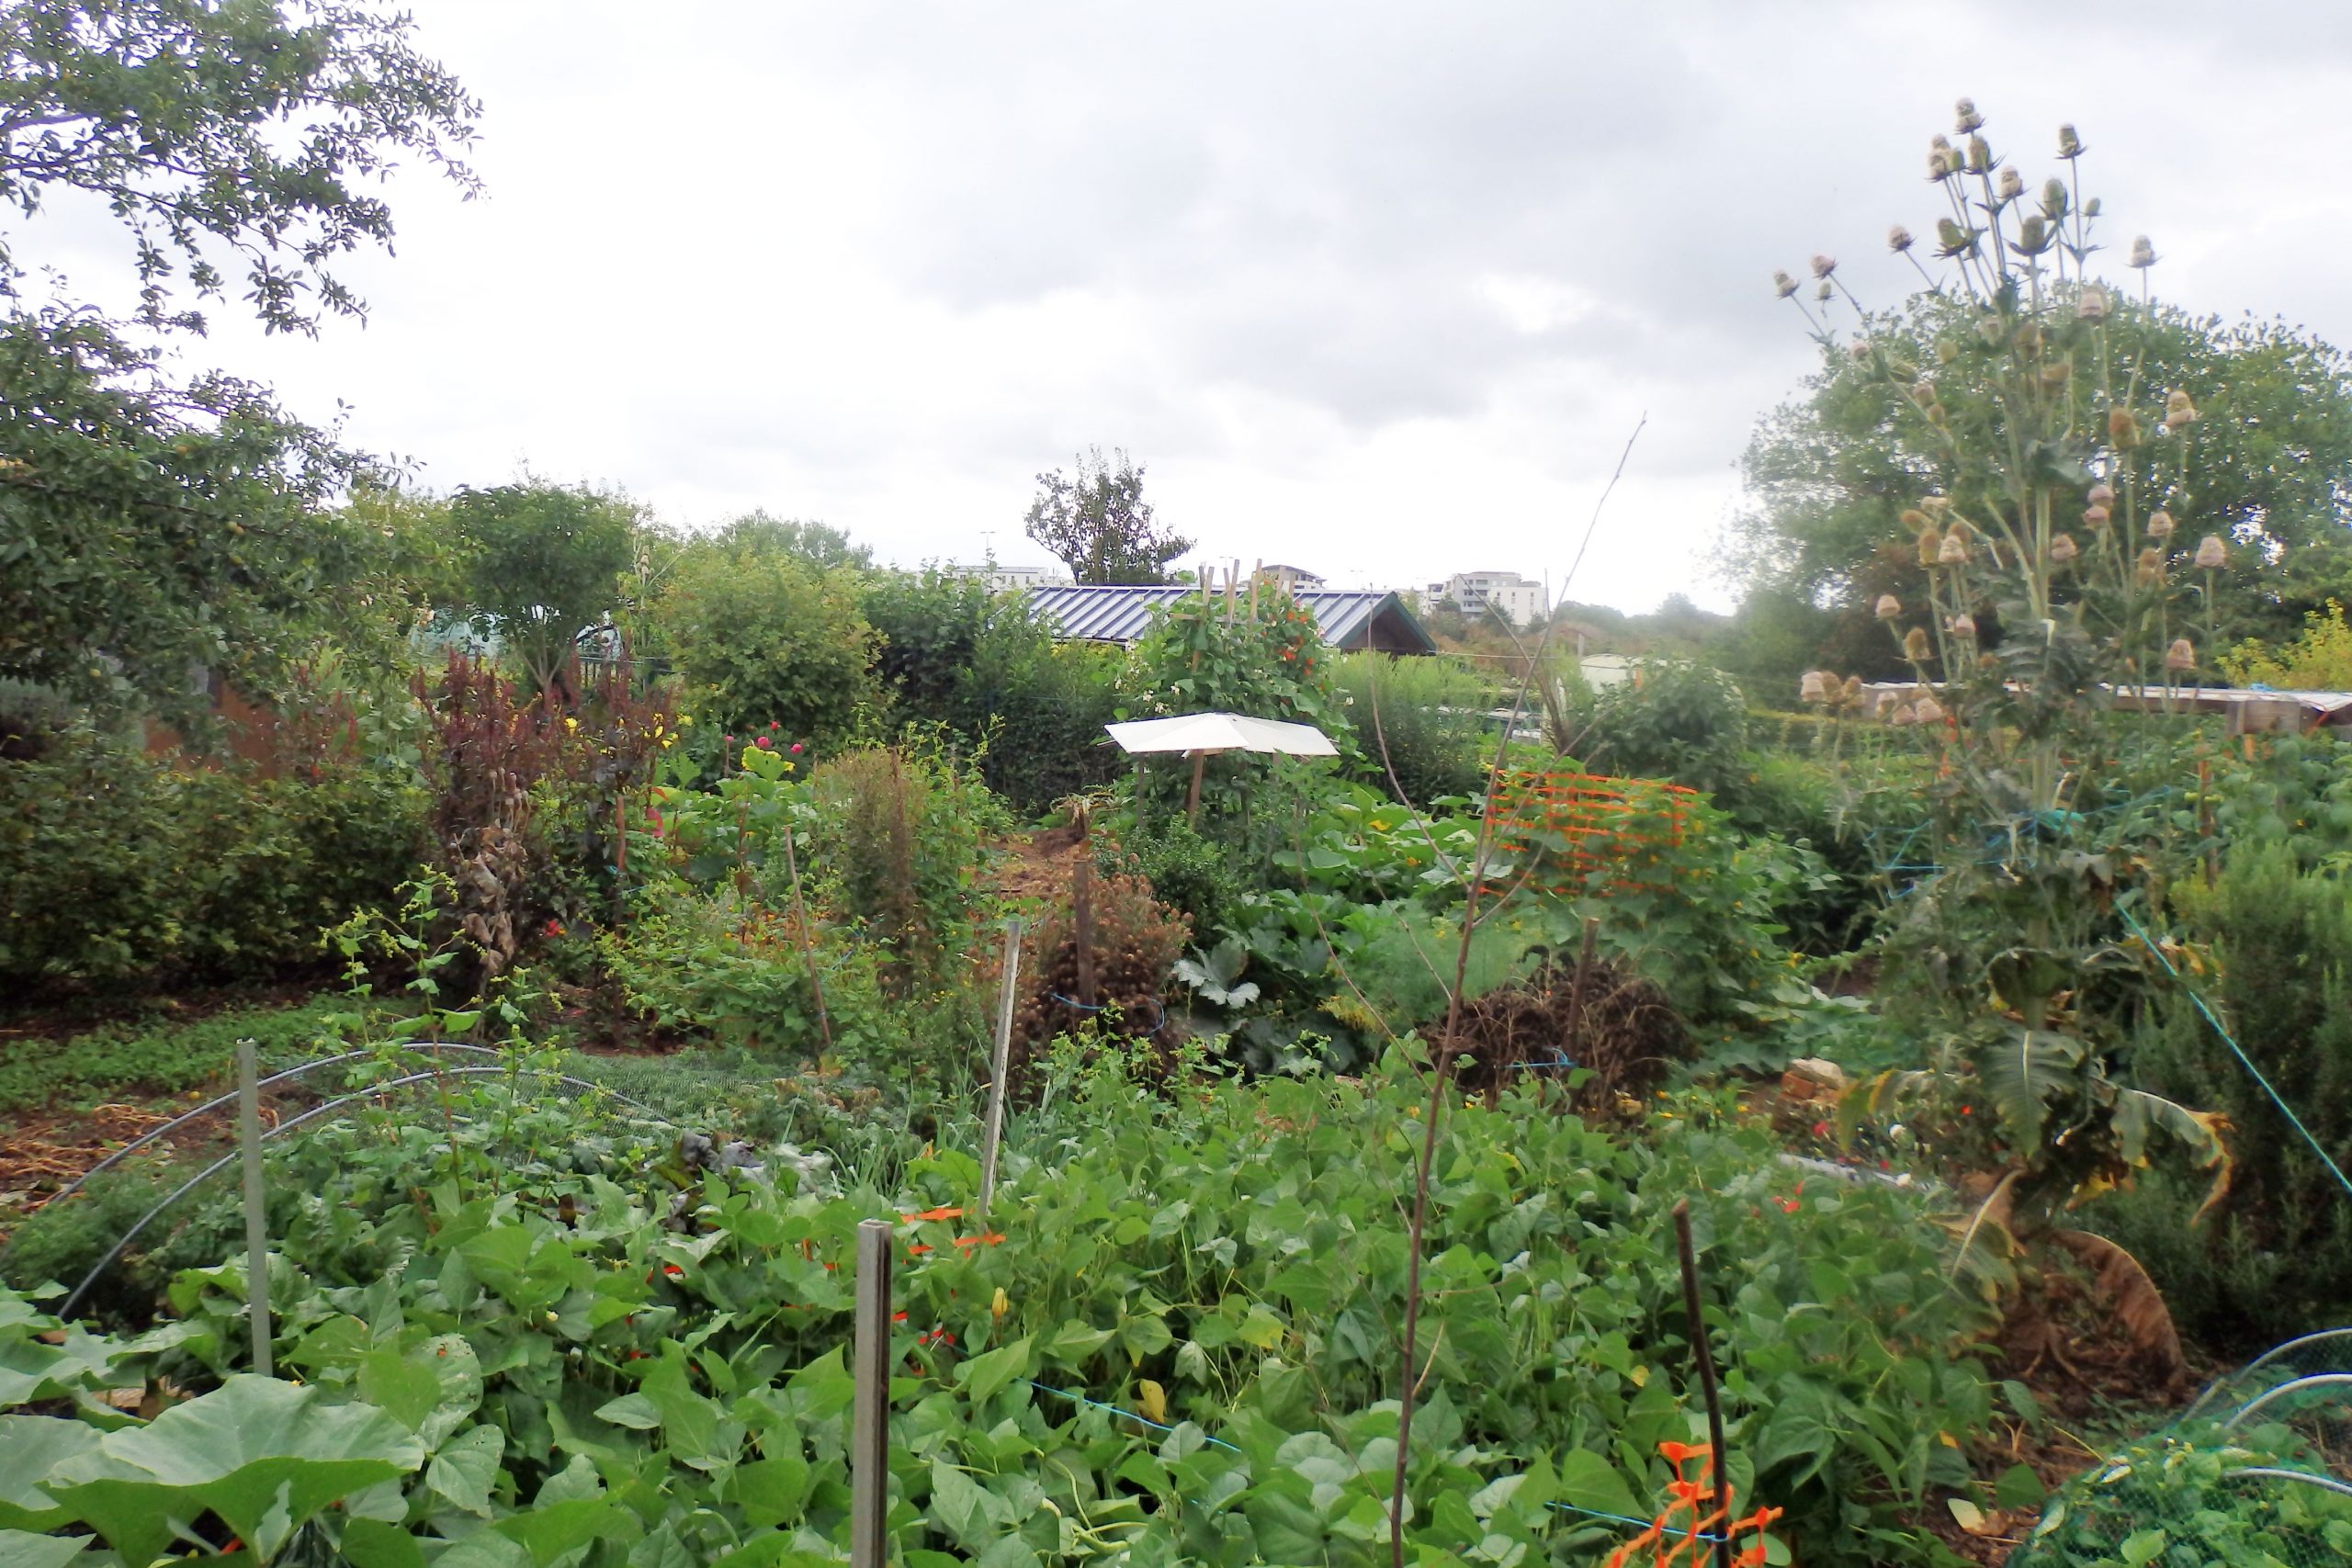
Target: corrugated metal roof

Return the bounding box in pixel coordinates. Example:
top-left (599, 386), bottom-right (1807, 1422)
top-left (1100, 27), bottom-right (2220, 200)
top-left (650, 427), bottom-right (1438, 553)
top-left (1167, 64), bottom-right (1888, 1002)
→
top-left (1023, 584), bottom-right (1434, 653)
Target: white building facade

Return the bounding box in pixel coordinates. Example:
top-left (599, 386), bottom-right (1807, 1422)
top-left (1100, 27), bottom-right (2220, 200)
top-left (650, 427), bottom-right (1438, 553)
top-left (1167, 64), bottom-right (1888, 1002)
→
top-left (1427, 570), bottom-right (1546, 627)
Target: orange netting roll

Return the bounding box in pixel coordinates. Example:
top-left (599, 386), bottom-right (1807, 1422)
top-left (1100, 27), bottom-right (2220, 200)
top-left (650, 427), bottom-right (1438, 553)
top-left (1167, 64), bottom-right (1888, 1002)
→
top-left (1478, 770), bottom-right (1700, 898)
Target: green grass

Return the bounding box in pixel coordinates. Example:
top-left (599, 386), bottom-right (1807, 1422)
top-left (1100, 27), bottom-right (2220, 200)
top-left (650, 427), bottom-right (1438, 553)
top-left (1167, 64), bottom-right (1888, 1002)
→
top-left (0, 993), bottom-right (360, 1116)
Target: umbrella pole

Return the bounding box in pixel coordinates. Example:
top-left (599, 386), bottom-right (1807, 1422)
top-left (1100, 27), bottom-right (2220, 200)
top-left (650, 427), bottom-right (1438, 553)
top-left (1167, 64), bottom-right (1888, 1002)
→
top-left (1186, 749), bottom-right (1206, 826)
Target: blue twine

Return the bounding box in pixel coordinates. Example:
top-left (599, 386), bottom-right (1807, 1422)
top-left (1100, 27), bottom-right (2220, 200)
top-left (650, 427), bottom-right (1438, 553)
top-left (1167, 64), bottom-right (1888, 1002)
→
top-left (1048, 992), bottom-right (1167, 1032)
top-left (1508, 1051), bottom-right (1578, 1072)
top-left (1023, 1381), bottom-right (1724, 1541)
top-left (2119, 907), bottom-right (2352, 1204)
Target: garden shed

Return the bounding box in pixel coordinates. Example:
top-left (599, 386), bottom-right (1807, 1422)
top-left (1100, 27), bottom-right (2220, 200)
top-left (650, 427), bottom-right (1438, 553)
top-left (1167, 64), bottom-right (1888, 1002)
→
top-left (1025, 583), bottom-right (1437, 654)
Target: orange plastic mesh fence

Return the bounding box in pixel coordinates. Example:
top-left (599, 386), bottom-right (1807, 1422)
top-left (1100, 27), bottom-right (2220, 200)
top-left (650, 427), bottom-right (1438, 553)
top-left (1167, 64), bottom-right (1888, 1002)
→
top-left (1479, 770), bottom-right (1700, 897)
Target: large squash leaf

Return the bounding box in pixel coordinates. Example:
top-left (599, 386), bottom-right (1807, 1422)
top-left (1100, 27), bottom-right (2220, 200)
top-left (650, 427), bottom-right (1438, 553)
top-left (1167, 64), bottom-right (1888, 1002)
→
top-left (41, 1375), bottom-right (423, 1566)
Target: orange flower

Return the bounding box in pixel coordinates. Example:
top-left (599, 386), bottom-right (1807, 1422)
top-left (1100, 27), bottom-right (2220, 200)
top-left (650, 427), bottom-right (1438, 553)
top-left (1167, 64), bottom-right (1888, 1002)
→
top-left (1657, 1440), bottom-right (1711, 1466)
top-left (903, 1205), bottom-right (964, 1224)
top-left (954, 1231), bottom-right (1008, 1254)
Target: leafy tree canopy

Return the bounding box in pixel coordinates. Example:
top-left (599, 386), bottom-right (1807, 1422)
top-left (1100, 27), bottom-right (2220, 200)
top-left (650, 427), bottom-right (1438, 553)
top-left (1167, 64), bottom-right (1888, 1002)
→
top-left (1023, 446), bottom-right (1191, 584)
top-left (449, 481), bottom-right (643, 696)
top-left (0, 306), bottom-right (368, 728)
top-left (1731, 294), bottom-right (2352, 659)
top-left (653, 543), bottom-right (877, 751)
top-left (1, 0), bottom-right (480, 334)
top-left (707, 511), bottom-right (872, 571)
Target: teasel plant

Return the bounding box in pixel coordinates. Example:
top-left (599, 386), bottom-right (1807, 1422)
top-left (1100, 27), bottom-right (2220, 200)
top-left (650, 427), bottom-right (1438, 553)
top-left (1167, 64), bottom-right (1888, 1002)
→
top-left (1780, 103), bottom-right (2235, 1329)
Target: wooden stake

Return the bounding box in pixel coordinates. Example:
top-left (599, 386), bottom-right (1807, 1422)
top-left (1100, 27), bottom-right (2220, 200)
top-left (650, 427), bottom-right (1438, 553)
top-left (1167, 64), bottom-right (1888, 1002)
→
top-left (851, 1217), bottom-right (893, 1568)
top-left (978, 919), bottom-right (1023, 1217)
top-left (1072, 859), bottom-right (1097, 1009)
top-left (1673, 1201), bottom-right (1733, 1568)
top-left (1186, 750), bottom-right (1207, 826)
top-left (236, 1040), bottom-right (273, 1377)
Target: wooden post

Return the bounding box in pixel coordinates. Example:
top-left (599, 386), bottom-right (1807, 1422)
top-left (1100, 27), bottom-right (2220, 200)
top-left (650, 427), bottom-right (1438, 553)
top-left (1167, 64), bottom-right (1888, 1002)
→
top-left (1672, 1201), bottom-right (1733, 1568)
top-left (978, 919), bottom-right (1023, 1217)
top-left (851, 1217), bottom-right (893, 1568)
top-left (1185, 750), bottom-right (1207, 827)
top-left (236, 1040), bottom-right (273, 1377)
top-left (1071, 860), bottom-right (1097, 1009)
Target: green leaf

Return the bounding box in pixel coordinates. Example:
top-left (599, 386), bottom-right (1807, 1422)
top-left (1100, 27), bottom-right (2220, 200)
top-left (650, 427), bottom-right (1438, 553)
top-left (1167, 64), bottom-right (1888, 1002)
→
top-left (0, 1416), bottom-right (100, 1531)
top-left (357, 1350), bottom-right (441, 1434)
top-left (0, 1529), bottom-right (91, 1568)
top-left (594, 1393), bottom-right (663, 1431)
top-left (41, 1375), bottom-right (423, 1568)
top-left (956, 1337), bottom-right (1032, 1404)
top-left (1993, 1462), bottom-right (2045, 1512)
top-left (2118, 1528), bottom-right (2168, 1566)
top-left (338, 1519), bottom-right (425, 1568)
top-left (426, 1425), bottom-right (503, 1517)
top-left (1552, 1450), bottom-right (1641, 1520)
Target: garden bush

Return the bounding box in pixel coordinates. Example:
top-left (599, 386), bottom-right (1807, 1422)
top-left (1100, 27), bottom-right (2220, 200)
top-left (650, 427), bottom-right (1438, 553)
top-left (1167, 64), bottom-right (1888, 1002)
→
top-left (1331, 649), bottom-right (1491, 807)
top-left (0, 732), bottom-right (428, 994)
top-left (2091, 843), bottom-right (2352, 1350)
top-left (1553, 658), bottom-right (1750, 802)
top-left (864, 569), bottom-right (1125, 815)
top-left (807, 740), bottom-right (1004, 996)
top-left (653, 541), bottom-right (878, 752)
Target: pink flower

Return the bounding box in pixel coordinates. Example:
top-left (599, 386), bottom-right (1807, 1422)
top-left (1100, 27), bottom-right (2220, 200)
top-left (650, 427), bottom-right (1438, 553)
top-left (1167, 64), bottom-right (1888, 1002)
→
top-left (789, 742), bottom-right (803, 755)
top-left (755, 736), bottom-right (772, 750)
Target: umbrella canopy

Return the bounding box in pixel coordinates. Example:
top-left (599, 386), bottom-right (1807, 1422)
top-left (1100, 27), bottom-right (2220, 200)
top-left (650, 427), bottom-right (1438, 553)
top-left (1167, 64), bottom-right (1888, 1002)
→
top-left (1103, 711), bottom-right (1338, 757)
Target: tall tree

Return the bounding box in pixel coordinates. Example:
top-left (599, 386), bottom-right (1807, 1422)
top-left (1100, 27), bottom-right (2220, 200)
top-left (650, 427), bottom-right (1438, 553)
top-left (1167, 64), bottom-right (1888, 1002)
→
top-left (1023, 446), bottom-right (1191, 584)
top-left (1731, 294), bottom-right (2352, 660)
top-left (449, 482), bottom-right (643, 697)
top-left (1, 0), bottom-right (480, 333)
top-left (0, 305), bottom-right (368, 728)
top-left (710, 511), bottom-right (872, 570)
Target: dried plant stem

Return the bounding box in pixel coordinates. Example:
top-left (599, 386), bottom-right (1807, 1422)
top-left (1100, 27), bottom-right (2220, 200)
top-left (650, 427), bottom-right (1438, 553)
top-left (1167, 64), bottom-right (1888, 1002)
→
top-left (779, 824), bottom-right (834, 1055)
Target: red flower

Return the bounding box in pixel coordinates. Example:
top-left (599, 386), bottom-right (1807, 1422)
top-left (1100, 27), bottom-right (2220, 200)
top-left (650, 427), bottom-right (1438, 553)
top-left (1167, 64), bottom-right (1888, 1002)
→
top-left (789, 742), bottom-right (803, 754)
top-left (919, 1326), bottom-right (956, 1348)
top-left (662, 1263), bottom-right (684, 1278)
top-left (544, 919), bottom-right (565, 938)
top-left (1809, 1119), bottom-right (1829, 1139)
top-left (754, 736), bottom-right (772, 750)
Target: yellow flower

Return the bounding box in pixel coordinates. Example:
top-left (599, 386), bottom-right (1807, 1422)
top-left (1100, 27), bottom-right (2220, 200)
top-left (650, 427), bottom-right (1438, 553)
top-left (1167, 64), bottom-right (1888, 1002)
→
top-left (675, 714), bottom-right (691, 727)
top-left (990, 1286), bottom-right (1009, 1321)
top-left (563, 716), bottom-right (579, 732)
top-left (661, 735), bottom-right (676, 749)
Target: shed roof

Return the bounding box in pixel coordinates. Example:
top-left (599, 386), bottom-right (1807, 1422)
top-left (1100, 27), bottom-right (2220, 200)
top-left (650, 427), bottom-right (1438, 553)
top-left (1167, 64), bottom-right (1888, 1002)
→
top-left (1024, 584), bottom-right (1436, 654)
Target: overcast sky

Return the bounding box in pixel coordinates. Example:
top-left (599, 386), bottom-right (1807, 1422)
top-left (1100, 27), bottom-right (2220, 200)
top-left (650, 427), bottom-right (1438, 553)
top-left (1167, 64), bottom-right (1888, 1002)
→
top-left (34, 2), bottom-right (2352, 611)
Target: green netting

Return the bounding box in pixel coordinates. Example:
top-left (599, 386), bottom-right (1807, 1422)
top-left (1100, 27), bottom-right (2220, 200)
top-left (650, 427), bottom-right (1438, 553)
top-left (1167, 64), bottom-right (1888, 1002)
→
top-left (2007, 1329), bottom-right (2352, 1565)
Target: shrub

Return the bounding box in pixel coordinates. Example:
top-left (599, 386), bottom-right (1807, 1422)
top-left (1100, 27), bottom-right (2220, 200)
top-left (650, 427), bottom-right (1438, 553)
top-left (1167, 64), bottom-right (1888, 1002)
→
top-left (2091, 844), bottom-right (2352, 1349)
top-left (1094, 813), bottom-right (1246, 936)
top-left (654, 544), bottom-right (878, 752)
top-left (864, 570), bottom-right (1124, 814)
top-left (1331, 650), bottom-right (1491, 807)
top-left (0, 732), bottom-right (428, 994)
top-left (1010, 871), bottom-right (1188, 1078)
top-left (1556, 659), bottom-right (1750, 800)
top-left (807, 742), bottom-right (1004, 996)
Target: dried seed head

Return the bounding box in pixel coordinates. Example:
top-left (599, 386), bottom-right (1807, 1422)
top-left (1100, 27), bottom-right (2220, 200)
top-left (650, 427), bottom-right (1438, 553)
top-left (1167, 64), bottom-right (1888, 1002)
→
top-left (2165, 637), bottom-right (2196, 672)
top-left (1875, 593), bottom-right (1903, 620)
top-left (1914, 694), bottom-right (1947, 724)
top-left (1799, 670), bottom-right (1828, 704)
top-left (2136, 547), bottom-right (2165, 586)
top-left (1925, 401), bottom-right (1950, 427)
top-left (1967, 135), bottom-right (1992, 172)
top-left (1890, 701), bottom-right (1917, 727)
top-left (1955, 97), bottom-right (1984, 133)
top-left (2049, 533), bottom-right (2079, 564)
top-left (1937, 216), bottom-right (1973, 255)
top-left (1811, 254), bottom-right (1838, 278)
top-left (1899, 508), bottom-right (1931, 529)
top-left (1772, 269), bottom-right (1800, 299)
top-left (2057, 123), bottom-right (2084, 159)
top-left (1849, 340), bottom-right (1873, 365)
top-left (1889, 224), bottom-right (1915, 253)
top-left (1917, 527), bottom-right (1943, 567)
top-left (2077, 283), bottom-right (2108, 321)
top-left (1920, 496), bottom-right (1952, 516)
top-left (1936, 338), bottom-right (1959, 364)
top-left (1904, 626), bottom-right (1933, 660)
top-left (2196, 535), bottom-right (2228, 570)
top-left (1816, 279), bottom-right (1835, 302)
top-left (2165, 389), bottom-right (2200, 428)
top-left (2148, 510), bottom-right (2175, 539)
top-left (1949, 613), bottom-right (1978, 637)
top-left (2088, 482), bottom-right (2115, 507)
top-left (1840, 675), bottom-right (1863, 705)
top-left (2084, 197), bottom-right (2102, 219)
top-left (2040, 360), bottom-right (2073, 393)
top-left (2129, 234), bottom-right (2159, 269)
top-left (2041, 177), bottom-right (2069, 220)
top-left (2017, 213), bottom-right (2050, 254)
top-left (2109, 407), bottom-right (2143, 449)
top-left (1928, 146), bottom-right (1954, 182)
top-left (1997, 167), bottom-right (2025, 202)
top-left (1910, 379), bottom-right (1938, 405)
top-left (2084, 503), bottom-right (2110, 527)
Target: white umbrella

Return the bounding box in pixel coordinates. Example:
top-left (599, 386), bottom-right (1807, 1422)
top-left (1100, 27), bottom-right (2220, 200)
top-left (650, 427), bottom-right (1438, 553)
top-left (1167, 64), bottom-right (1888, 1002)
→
top-left (1104, 711), bottom-right (1338, 758)
top-left (1103, 711), bottom-right (1337, 822)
